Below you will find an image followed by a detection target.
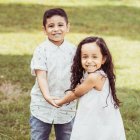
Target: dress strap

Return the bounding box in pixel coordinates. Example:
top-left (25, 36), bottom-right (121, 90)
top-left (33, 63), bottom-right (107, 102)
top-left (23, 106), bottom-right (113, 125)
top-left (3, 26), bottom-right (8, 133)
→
top-left (95, 69), bottom-right (107, 77)
top-left (88, 69), bottom-right (107, 77)
top-left (82, 69), bottom-right (107, 82)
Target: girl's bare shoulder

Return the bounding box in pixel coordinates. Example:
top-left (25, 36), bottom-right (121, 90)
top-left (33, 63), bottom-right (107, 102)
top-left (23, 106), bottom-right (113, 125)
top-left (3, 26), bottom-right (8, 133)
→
top-left (86, 72), bottom-right (100, 83)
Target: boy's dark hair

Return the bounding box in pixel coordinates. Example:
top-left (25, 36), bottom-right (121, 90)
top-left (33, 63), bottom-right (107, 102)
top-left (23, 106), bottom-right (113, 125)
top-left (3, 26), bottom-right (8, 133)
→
top-left (70, 36), bottom-right (120, 108)
top-left (43, 8), bottom-right (68, 28)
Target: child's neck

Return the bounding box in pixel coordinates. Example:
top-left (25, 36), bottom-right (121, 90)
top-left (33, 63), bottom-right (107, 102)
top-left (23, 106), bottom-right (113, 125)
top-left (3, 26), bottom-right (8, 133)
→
top-left (48, 38), bottom-right (64, 47)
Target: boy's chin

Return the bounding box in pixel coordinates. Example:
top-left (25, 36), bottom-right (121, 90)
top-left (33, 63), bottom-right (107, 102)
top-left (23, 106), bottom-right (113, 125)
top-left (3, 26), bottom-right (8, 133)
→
top-left (50, 39), bottom-right (64, 45)
top-left (54, 38), bottom-right (64, 42)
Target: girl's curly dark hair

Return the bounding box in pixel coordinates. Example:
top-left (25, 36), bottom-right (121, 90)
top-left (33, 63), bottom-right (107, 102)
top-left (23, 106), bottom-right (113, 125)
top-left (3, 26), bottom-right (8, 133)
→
top-left (70, 36), bottom-right (120, 108)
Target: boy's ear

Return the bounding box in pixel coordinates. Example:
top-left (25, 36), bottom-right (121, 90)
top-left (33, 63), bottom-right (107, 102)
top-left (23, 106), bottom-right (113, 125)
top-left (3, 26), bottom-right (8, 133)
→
top-left (42, 26), bottom-right (47, 35)
top-left (67, 23), bottom-right (70, 33)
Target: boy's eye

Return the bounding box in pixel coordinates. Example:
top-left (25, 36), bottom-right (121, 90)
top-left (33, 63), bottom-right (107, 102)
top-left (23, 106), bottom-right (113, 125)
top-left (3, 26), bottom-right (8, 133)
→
top-left (48, 26), bottom-right (53, 28)
top-left (48, 24), bottom-right (54, 28)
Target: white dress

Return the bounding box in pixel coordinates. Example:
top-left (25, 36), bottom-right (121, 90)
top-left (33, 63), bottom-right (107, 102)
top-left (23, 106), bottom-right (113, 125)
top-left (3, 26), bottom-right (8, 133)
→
top-left (70, 70), bottom-right (126, 140)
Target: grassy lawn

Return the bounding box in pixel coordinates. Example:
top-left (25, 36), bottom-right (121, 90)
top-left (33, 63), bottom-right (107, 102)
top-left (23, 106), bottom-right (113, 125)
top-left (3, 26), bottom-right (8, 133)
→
top-left (0, 0), bottom-right (140, 139)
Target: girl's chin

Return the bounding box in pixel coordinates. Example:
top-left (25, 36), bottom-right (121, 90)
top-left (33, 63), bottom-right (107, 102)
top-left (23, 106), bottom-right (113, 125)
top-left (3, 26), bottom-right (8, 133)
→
top-left (86, 68), bottom-right (98, 73)
top-left (87, 70), bottom-right (95, 73)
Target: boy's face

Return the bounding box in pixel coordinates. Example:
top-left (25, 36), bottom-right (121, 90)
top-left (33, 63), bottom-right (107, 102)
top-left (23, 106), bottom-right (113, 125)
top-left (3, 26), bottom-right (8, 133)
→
top-left (44, 15), bottom-right (69, 46)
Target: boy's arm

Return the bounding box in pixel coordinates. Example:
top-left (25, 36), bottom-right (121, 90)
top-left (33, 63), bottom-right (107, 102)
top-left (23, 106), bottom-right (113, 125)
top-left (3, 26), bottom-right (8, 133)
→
top-left (35, 70), bottom-right (59, 107)
top-left (55, 73), bottom-right (97, 106)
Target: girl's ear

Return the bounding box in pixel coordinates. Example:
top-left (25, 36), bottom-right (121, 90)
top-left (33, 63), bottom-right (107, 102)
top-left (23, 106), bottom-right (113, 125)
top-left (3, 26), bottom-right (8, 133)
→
top-left (67, 23), bottom-right (70, 33)
top-left (102, 56), bottom-right (107, 64)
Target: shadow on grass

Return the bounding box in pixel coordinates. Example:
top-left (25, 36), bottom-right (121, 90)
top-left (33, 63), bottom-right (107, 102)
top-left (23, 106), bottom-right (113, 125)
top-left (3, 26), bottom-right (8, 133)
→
top-left (0, 3), bottom-right (140, 40)
top-left (1, 54), bottom-right (140, 93)
top-left (0, 54), bottom-right (34, 91)
top-left (0, 54), bottom-right (139, 140)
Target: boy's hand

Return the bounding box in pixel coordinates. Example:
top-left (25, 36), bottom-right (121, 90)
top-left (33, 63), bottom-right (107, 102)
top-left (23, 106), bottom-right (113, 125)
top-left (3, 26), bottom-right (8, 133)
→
top-left (54, 99), bottom-right (63, 107)
top-left (45, 96), bottom-right (60, 108)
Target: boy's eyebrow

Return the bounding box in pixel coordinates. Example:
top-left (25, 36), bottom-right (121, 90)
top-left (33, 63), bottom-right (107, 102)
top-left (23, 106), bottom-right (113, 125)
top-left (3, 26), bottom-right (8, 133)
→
top-left (47, 22), bottom-right (64, 25)
top-left (47, 23), bottom-right (54, 25)
top-left (57, 22), bottom-right (65, 24)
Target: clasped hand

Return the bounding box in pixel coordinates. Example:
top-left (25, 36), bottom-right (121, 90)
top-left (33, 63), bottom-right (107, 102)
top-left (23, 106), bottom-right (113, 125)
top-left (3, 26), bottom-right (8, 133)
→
top-left (46, 96), bottom-right (62, 108)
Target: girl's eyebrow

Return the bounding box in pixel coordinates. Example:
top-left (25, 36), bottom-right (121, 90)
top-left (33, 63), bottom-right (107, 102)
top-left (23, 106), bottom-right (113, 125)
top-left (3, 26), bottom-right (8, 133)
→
top-left (58, 22), bottom-right (64, 23)
top-left (81, 54), bottom-right (88, 56)
top-left (82, 53), bottom-right (97, 55)
top-left (58, 22), bottom-right (64, 24)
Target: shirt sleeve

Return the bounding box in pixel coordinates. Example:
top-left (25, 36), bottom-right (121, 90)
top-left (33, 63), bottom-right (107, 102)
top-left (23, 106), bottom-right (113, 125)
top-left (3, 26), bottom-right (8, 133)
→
top-left (30, 46), bottom-right (48, 76)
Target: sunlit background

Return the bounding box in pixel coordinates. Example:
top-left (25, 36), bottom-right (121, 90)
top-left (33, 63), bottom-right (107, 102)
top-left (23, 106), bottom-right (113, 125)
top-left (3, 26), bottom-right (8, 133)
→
top-left (0, 0), bottom-right (140, 139)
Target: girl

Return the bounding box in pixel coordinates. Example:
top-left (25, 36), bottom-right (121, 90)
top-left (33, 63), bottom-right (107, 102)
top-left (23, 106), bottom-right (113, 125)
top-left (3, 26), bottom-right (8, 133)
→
top-left (55, 36), bottom-right (126, 140)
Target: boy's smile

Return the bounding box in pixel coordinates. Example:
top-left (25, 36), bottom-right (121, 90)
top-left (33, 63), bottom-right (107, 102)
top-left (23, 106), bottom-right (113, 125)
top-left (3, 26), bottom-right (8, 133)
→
top-left (81, 42), bottom-right (106, 73)
top-left (44, 15), bottom-right (69, 46)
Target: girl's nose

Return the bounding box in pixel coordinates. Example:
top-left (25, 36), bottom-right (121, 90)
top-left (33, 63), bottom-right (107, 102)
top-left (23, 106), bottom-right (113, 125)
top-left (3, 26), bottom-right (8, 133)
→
top-left (87, 58), bottom-right (92, 63)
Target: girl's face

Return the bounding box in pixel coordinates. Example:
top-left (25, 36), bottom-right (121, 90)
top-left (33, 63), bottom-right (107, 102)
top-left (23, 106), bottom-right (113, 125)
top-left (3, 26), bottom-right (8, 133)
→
top-left (44, 15), bottom-right (69, 46)
top-left (81, 42), bottom-right (106, 73)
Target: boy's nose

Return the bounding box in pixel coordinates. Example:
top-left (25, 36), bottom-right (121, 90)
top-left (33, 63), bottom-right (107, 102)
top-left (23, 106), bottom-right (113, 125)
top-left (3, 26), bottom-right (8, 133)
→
top-left (53, 26), bottom-right (59, 31)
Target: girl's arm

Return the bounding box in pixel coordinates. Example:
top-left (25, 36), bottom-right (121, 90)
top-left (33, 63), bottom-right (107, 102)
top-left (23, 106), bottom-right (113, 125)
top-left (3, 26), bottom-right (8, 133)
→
top-left (35, 70), bottom-right (59, 107)
top-left (55, 73), bottom-right (98, 106)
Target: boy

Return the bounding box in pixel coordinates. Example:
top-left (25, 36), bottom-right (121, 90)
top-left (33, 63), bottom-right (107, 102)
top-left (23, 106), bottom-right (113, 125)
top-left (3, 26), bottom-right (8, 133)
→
top-left (30, 8), bottom-right (77, 140)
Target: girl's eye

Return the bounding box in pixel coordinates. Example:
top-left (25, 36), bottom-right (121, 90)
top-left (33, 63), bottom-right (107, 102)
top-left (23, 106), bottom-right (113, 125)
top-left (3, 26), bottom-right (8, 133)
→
top-left (58, 24), bottom-right (63, 27)
top-left (82, 56), bottom-right (87, 59)
top-left (93, 56), bottom-right (97, 58)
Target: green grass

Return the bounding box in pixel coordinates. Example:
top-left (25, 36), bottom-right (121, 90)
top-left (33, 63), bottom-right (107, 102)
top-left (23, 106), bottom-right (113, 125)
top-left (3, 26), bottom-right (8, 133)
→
top-left (0, 3), bottom-right (140, 40)
top-left (0, 0), bottom-right (140, 7)
top-left (0, 0), bottom-right (140, 139)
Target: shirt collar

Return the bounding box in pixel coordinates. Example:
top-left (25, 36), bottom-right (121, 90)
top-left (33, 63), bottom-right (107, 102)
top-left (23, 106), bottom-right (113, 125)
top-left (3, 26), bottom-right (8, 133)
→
top-left (46, 38), bottom-right (66, 50)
